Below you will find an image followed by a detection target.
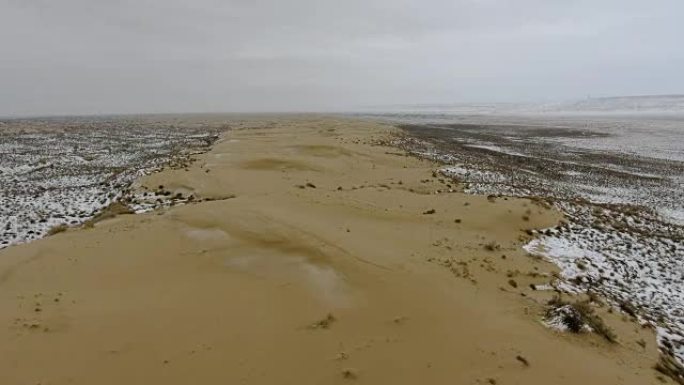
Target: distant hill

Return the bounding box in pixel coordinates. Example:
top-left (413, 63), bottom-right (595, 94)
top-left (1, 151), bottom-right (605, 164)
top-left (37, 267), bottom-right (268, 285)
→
top-left (365, 95), bottom-right (684, 115)
top-left (535, 95), bottom-right (684, 114)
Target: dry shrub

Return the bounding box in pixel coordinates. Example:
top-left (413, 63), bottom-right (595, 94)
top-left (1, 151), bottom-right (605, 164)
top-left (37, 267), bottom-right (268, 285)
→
top-left (484, 241), bottom-right (500, 251)
top-left (309, 313), bottom-right (336, 330)
top-left (546, 296), bottom-right (617, 343)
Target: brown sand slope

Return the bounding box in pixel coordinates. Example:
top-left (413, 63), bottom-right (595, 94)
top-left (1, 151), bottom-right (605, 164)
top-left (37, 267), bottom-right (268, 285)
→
top-left (0, 118), bottom-right (667, 384)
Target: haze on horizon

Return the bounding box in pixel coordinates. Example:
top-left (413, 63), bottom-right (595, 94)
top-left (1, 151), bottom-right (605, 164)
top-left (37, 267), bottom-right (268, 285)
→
top-left (1, 0), bottom-right (683, 117)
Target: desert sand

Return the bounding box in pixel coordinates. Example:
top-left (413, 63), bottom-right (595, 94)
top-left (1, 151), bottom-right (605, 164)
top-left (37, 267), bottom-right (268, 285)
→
top-left (0, 117), bottom-right (668, 384)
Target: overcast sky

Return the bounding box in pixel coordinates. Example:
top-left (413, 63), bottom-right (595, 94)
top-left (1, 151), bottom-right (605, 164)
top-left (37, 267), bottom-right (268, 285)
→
top-left (1, 0), bottom-right (683, 116)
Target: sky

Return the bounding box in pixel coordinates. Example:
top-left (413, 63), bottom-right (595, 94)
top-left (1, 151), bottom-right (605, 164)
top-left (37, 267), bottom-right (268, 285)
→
top-left (1, 0), bottom-right (683, 116)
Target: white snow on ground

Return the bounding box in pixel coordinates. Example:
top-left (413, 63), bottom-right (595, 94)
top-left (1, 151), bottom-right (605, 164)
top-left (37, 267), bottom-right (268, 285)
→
top-left (525, 226), bottom-right (684, 367)
top-left (523, 237), bottom-right (606, 281)
top-left (658, 327), bottom-right (684, 368)
top-left (390, 115), bottom-right (684, 372)
top-left (0, 118), bottom-right (221, 250)
top-left (563, 170), bottom-right (583, 177)
top-left (464, 143), bottom-right (528, 157)
top-left (659, 208), bottom-right (684, 227)
top-left (439, 165), bottom-right (509, 185)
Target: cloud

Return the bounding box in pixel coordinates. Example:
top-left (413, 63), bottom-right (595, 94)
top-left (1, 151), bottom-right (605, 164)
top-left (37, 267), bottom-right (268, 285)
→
top-left (1, 0), bottom-right (682, 115)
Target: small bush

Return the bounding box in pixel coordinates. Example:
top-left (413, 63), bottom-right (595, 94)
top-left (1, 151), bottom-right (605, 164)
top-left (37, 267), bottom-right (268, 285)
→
top-left (546, 296), bottom-right (617, 343)
top-left (573, 301), bottom-right (617, 343)
top-left (341, 368), bottom-right (358, 380)
top-left (309, 313), bottom-right (336, 330)
top-left (484, 241), bottom-right (500, 251)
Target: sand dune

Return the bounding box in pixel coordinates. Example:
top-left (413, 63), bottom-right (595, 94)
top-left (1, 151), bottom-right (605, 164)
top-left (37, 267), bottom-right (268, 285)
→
top-left (0, 117), bottom-right (668, 384)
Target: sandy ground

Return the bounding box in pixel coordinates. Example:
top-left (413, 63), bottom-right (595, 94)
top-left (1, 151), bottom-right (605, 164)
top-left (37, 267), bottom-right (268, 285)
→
top-left (0, 117), bottom-right (668, 384)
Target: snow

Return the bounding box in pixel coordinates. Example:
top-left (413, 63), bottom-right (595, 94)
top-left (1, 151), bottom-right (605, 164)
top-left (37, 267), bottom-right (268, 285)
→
top-left (0, 117), bottom-right (222, 250)
top-left (388, 112), bottom-right (684, 369)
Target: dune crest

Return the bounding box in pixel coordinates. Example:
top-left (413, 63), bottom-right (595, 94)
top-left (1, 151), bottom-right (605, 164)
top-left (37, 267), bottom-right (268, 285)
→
top-left (0, 117), bottom-right (667, 385)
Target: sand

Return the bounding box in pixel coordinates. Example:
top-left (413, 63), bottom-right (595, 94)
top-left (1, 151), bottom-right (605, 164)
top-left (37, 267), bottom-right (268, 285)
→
top-left (0, 117), bottom-right (669, 384)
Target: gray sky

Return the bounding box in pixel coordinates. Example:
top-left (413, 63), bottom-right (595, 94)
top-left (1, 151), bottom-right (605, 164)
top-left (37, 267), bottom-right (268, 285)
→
top-left (1, 0), bottom-right (683, 116)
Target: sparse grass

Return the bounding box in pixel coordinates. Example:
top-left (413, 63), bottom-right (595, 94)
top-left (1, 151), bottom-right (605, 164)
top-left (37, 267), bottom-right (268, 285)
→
top-left (619, 300), bottom-right (639, 319)
top-left (654, 354), bottom-right (684, 385)
top-left (586, 290), bottom-right (605, 306)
